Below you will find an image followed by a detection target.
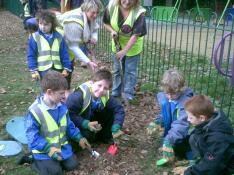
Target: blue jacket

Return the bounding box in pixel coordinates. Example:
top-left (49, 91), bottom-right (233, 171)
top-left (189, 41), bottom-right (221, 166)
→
top-left (156, 88), bottom-right (193, 145)
top-left (27, 30), bottom-right (71, 72)
top-left (25, 96), bottom-right (82, 160)
top-left (185, 110), bottom-right (234, 175)
top-left (66, 89), bottom-right (125, 129)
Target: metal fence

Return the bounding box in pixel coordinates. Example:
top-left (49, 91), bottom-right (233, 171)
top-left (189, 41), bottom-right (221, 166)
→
top-left (96, 10), bottom-right (234, 120)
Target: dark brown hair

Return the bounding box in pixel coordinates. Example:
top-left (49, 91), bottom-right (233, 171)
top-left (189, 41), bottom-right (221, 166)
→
top-left (185, 95), bottom-right (214, 119)
top-left (36, 10), bottom-right (58, 32)
top-left (41, 70), bottom-right (68, 92)
top-left (92, 69), bottom-right (113, 88)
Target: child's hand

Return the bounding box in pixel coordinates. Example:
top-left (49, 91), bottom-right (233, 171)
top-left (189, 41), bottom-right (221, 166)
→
top-left (79, 137), bottom-right (90, 149)
top-left (162, 139), bottom-right (174, 162)
top-left (31, 71), bottom-right (40, 81)
top-left (146, 121), bottom-right (161, 135)
top-left (112, 130), bottom-right (124, 139)
top-left (47, 147), bottom-right (62, 161)
top-left (172, 166), bottom-right (188, 175)
top-left (88, 121), bottom-right (102, 132)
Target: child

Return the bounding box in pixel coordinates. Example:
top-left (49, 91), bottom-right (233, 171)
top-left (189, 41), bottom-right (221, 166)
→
top-left (183, 95), bottom-right (234, 175)
top-left (147, 69), bottom-right (194, 164)
top-left (27, 10), bottom-right (72, 88)
top-left (66, 69), bottom-right (125, 144)
top-left (25, 70), bottom-right (90, 174)
top-left (20, 0), bottom-right (38, 34)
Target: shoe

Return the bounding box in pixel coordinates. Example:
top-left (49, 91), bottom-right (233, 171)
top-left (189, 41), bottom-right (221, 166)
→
top-left (17, 153), bottom-right (33, 165)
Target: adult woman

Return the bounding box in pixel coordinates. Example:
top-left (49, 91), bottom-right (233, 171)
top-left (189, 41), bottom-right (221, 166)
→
top-left (103, 0), bottom-right (147, 101)
top-left (58, 0), bottom-right (103, 71)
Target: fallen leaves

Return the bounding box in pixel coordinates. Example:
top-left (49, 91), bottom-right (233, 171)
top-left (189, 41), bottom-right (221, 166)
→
top-left (0, 88), bottom-right (6, 94)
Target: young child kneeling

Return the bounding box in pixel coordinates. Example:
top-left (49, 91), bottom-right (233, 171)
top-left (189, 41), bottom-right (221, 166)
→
top-left (147, 69), bottom-right (194, 164)
top-left (25, 70), bottom-right (90, 174)
top-left (183, 95), bottom-right (234, 175)
top-left (66, 69), bottom-right (125, 144)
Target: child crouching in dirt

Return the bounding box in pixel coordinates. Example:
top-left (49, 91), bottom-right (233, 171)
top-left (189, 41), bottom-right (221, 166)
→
top-left (27, 10), bottom-right (72, 89)
top-left (25, 70), bottom-right (90, 174)
top-left (66, 69), bottom-right (125, 145)
top-left (179, 95), bottom-right (234, 175)
top-left (147, 69), bottom-right (194, 165)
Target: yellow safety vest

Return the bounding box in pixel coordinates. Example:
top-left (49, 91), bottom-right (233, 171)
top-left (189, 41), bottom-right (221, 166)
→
top-left (58, 8), bottom-right (84, 61)
top-left (24, 3), bottom-right (30, 18)
top-left (109, 4), bottom-right (146, 56)
top-left (76, 81), bottom-right (109, 115)
top-left (62, 8), bottom-right (84, 28)
top-left (32, 32), bottom-right (63, 71)
top-left (30, 104), bottom-right (68, 154)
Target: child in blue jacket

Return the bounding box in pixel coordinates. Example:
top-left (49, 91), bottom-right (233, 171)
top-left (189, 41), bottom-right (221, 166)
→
top-left (183, 95), bottom-right (234, 175)
top-left (147, 69), bottom-right (194, 164)
top-left (25, 70), bottom-right (90, 174)
top-left (27, 10), bottom-right (72, 88)
top-left (66, 69), bottom-right (125, 144)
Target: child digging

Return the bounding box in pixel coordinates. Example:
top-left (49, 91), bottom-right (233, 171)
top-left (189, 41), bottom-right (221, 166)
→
top-left (66, 69), bottom-right (125, 145)
top-left (25, 70), bottom-right (90, 174)
top-left (147, 68), bottom-right (194, 165)
top-left (181, 95), bottom-right (234, 175)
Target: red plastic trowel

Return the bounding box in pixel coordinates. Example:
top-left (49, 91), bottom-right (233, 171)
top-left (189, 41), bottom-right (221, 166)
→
top-left (107, 143), bottom-right (118, 156)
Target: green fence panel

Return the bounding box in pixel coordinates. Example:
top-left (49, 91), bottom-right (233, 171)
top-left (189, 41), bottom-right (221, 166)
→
top-left (3, 0), bottom-right (23, 17)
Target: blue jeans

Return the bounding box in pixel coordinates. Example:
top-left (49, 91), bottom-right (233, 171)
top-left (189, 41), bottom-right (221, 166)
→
top-left (112, 54), bottom-right (139, 99)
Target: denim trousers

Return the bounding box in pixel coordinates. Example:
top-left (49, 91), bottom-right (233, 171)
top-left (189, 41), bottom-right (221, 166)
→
top-left (112, 54), bottom-right (139, 99)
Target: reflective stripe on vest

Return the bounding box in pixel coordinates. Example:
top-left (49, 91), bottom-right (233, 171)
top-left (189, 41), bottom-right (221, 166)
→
top-left (32, 32), bottom-right (63, 71)
top-left (30, 104), bottom-right (68, 154)
top-left (56, 27), bottom-right (75, 61)
top-left (77, 82), bottom-right (109, 115)
top-left (24, 3), bottom-right (30, 18)
top-left (109, 4), bottom-right (146, 56)
top-left (62, 8), bottom-right (84, 28)
top-left (58, 8), bottom-right (84, 61)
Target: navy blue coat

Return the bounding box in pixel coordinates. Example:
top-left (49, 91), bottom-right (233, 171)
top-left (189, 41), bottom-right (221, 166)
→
top-left (185, 110), bottom-right (234, 175)
top-left (66, 89), bottom-right (125, 129)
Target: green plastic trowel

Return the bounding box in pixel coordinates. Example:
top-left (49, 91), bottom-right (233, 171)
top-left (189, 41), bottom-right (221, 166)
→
top-left (156, 158), bottom-right (169, 166)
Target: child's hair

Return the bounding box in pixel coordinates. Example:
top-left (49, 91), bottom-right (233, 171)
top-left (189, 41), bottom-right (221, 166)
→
top-left (92, 69), bottom-right (112, 88)
top-left (36, 10), bottom-right (58, 32)
top-left (81, 0), bottom-right (103, 13)
top-left (185, 95), bottom-right (214, 119)
top-left (41, 70), bottom-right (68, 92)
top-left (160, 68), bottom-right (185, 94)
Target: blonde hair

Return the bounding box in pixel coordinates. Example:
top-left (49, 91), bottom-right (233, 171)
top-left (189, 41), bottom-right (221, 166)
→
top-left (81, 0), bottom-right (103, 13)
top-left (117, 0), bottom-right (140, 9)
top-left (160, 69), bottom-right (185, 94)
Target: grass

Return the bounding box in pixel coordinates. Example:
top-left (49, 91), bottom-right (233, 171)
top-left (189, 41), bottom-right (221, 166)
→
top-left (0, 42), bottom-right (36, 174)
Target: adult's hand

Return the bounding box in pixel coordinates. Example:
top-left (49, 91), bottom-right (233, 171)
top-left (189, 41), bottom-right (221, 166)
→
top-left (87, 61), bottom-right (98, 72)
top-left (116, 49), bottom-right (127, 60)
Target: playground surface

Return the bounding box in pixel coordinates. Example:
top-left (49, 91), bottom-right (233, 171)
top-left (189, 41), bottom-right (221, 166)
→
top-left (146, 17), bottom-right (234, 59)
top-left (0, 9), bottom-right (178, 175)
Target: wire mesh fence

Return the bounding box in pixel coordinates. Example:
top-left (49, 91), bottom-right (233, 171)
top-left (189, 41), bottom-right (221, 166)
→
top-left (96, 9), bottom-right (234, 121)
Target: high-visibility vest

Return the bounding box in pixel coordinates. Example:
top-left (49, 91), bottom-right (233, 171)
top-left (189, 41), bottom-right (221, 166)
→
top-left (32, 32), bottom-right (63, 71)
top-left (62, 8), bottom-right (84, 28)
top-left (24, 3), bottom-right (31, 18)
top-left (76, 81), bottom-right (109, 115)
top-left (58, 8), bottom-right (84, 60)
top-left (108, 3), bottom-right (146, 56)
top-left (30, 104), bottom-right (68, 154)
